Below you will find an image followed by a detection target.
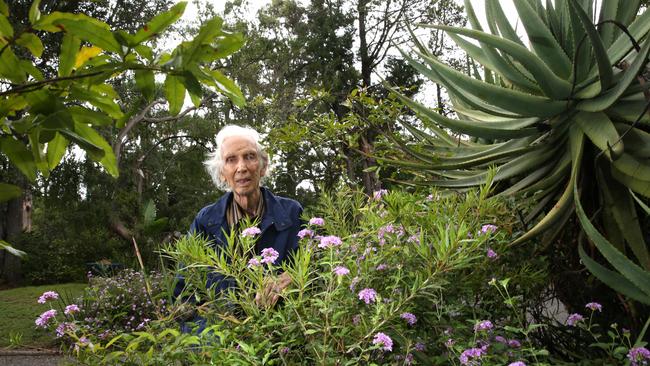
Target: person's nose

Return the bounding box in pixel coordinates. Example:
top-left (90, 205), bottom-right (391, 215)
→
top-left (236, 158), bottom-right (248, 172)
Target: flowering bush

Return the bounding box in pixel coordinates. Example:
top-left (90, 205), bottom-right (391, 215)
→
top-left (47, 187), bottom-right (649, 365)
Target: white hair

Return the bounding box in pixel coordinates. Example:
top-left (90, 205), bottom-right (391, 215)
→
top-left (204, 125), bottom-right (270, 191)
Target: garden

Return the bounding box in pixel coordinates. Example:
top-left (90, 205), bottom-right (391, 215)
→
top-left (1, 0), bottom-right (649, 365)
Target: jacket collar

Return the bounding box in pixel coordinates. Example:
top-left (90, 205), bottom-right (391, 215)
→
top-left (209, 187), bottom-right (291, 232)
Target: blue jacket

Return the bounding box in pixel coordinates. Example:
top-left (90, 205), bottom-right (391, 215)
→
top-left (177, 187), bottom-right (303, 295)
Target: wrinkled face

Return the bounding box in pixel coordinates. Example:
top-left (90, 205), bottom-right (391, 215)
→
top-left (220, 136), bottom-right (266, 197)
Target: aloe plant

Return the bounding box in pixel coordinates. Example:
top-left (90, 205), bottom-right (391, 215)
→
top-left (390, 0), bottom-right (650, 304)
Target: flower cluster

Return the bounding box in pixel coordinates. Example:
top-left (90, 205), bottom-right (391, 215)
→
top-left (566, 313), bottom-right (584, 326)
top-left (35, 309), bottom-right (57, 328)
top-left (297, 228), bottom-right (313, 239)
top-left (333, 266), bottom-right (350, 276)
top-left (260, 248), bottom-right (279, 264)
top-left (372, 332), bottom-right (393, 351)
top-left (241, 226), bottom-right (261, 237)
top-left (474, 320), bottom-right (493, 332)
top-left (37, 291), bottom-right (59, 304)
top-left (628, 347), bottom-right (650, 366)
top-left (358, 288), bottom-right (378, 304)
top-left (459, 347), bottom-right (485, 365)
top-left (309, 217), bottom-right (325, 226)
top-left (400, 312), bottom-right (417, 326)
top-left (585, 302), bottom-right (602, 312)
top-left (318, 235), bottom-right (342, 249)
top-left (480, 224), bottom-right (498, 234)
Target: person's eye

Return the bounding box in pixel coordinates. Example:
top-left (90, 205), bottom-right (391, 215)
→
top-left (226, 157), bottom-right (235, 163)
top-left (246, 154), bottom-right (256, 160)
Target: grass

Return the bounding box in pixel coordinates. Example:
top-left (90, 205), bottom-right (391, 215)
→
top-left (0, 283), bottom-right (87, 349)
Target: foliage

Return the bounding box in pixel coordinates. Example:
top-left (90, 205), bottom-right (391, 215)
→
top-left (391, 0), bottom-right (650, 307)
top-left (0, 0), bottom-right (244, 201)
top-left (0, 282), bottom-right (85, 347)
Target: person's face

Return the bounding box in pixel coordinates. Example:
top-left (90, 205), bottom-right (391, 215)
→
top-left (220, 136), bottom-right (266, 197)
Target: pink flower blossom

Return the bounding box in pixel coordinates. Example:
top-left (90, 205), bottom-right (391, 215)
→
top-left (333, 266), bottom-right (350, 276)
top-left (358, 288), bottom-right (378, 304)
top-left (480, 224), bottom-right (498, 234)
top-left (373, 189), bottom-right (388, 200)
top-left (35, 309), bottom-right (57, 328)
top-left (372, 332), bottom-right (393, 351)
top-left (248, 257), bottom-right (261, 268)
top-left (487, 248), bottom-right (498, 260)
top-left (566, 313), bottom-right (584, 326)
top-left (55, 322), bottom-right (76, 337)
top-left (508, 362), bottom-right (526, 366)
top-left (474, 320), bottom-right (493, 332)
top-left (585, 302), bottom-right (603, 312)
top-left (309, 217), bottom-right (325, 226)
top-left (400, 312), bottom-right (417, 326)
top-left (459, 347), bottom-right (485, 365)
top-left (37, 291), bottom-right (59, 304)
top-left (297, 229), bottom-right (313, 239)
top-left (628, 347), bottom-right (650, 366)
top-left (64, 304), bottom-right (80, 315)
top-left (260, 248), bottom-right (279, 264)
top-left (318, 235), bottom-right (342, 249)
top-left (241, 227), bottom-right (261, 237)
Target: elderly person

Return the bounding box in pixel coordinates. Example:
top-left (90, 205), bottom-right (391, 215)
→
top-left (177, 125), bottom-right (302, 311)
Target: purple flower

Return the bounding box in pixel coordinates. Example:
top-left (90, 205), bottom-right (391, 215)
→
top-left (585, 302), bottom-right (603, 312)
top-left (358, 288), bottom-right (378, 304)
top-left (333, 266), bottom-right (350, 276)
top-left (508, 362), bottom-right (526, 366)
top-left (241, 226), bottom-right (261, 237)
top-left (445, 338), bottom-right (455, 348)
top-left (376, 263), bottom-right (388, 271)
top-left (372, 332), bottom-right (393, 351)
top-left (318, 235), bottom-right (342, 249)
top-left (297, 229), bottom-right (314, 239)
top-left (474, 320), bottom-right (493, 332)
top-left (628, 347), bottom-right (650, 366)
top-left (35, 309), bottom-right (57, 328)
top-left (494, 335), bottom-right (507, 344)
top-left (280, 346), bottom-right (290, 355)
top-left (487, 248), bottom-right (498, 260)
top-left (352, 314), bottom-right (361, 325)
top-left (373, 189), bottom-right (388, 200)
top-left (64, 304), bottom-right (80, 315)
top-left (480, 224), bottom-right (498, 234)
top-left (414, 342), bottom-right (425, 352)
top-left (55, 322), bottom-right (76, 337)
top-left (309, 217), bottom-right (325, 226)
top-left (566, 313), bottom-right (584, 326)
top-left (247, 257), bottom-right (261, 268)
top-left (407, 235), bottom-right (420, 244)
top-left (260, 248), bottom-right (279, 264)
top-left (508, 339), bottom-right (521, 348)
top-left (459, 347), bottom-right (485, 365)
top-left (37, 291), bottom-right (59, 304)
top-left (400, 312), bottom-right (417, 326)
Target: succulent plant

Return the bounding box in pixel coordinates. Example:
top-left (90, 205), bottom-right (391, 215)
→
top-left (391, 0), bottom-right (650, 304)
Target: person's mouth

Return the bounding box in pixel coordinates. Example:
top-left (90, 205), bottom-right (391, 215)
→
top-left (236, 178), bottom-right (252, 185)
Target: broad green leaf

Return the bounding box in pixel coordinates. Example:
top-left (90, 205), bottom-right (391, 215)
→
top-left (143, 199), bottom-right (156, 225)
top-left (0, 13), bottom-right (13, 37)
top-left (72, 122), bottom-right (118, 177)
top-left (69, 85), bottom-right (123, 119)
top-left (0, 48), bottom-right (26, 83)
top-left (569, 0), bottom-right (612, 90)
top-left (40, 109), bottom-right (75, 130)
top-left (134, 45), bottom-right (153, 61)
top-left (208, 69), bottom-right (245, 107)
top-left (0, 96), bottom-right (27, 118)
top-left (135, 69), bottom-right (155, 101)
top-left (68, 106), bottom-right (112, 127)
top-left (182, 17), bottom-right (224, 65)
top-left (74, 46), bottom-right (102, 69)
top-left (0, 240), bottom-right (27, 257)
top-left (132, 2), bottom-right (186, 45)
top-left (28, 130), bottom-right (48, 176)
top-left (597, 0), bottom-right (619, 48)
top-left (513, 0), bottom-right (572, 78)
top-left (0, 1), bottom-right (8, 17)
top-left (612, 153), bottom-right (650, 182)
top-left (575, 111), bottom-right (623, 159)
top-left (164, 74), bottom-right (185, 116)
top-left (423, 25), bottom-right (572, 99)
top-left (414, 49), bottom-right (567, 117)
top-left (16, 32), bottom-right (43, 57)
top-left (0, 136), bottom-right (37, 181)
top-left (46, 132), bottom-right (68, 170)
top-left (29, 0), bottom-right (41, 24)
top-left (59, 33), bottom-right (80, 77)
top-left (578, 37), bottom-right (650, 112)
top-left (579, 244), bottom-right (650, 304)
top-left (612, 166), bottom-right (650, 198)
top-left (485, 0), bottom-right (525, 46)
top-left (180, 70), bottom-right (203, 106)
top-left (19, 59), bottom-right (43, 80)
top-left (574, 175), bottom-right (650, 297)
top-left (211, 31), bottom-right (245, 58)
top-left (55, 18), bottom-right (120, 53)
top-left (631, 190), bottom-right (650, 215)
top-left (0, 183), bottom-right (21, 202)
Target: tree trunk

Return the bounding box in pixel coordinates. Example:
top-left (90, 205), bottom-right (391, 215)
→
top-left (0, 173), bottom-right (32, 285)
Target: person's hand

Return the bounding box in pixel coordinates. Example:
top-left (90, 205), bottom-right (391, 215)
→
top-left (255, 272), bottom-right (292, 308)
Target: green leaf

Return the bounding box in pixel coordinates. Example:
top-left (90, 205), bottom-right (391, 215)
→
top-left (59, 33), bottom-right (80, 77)
top-left (182, 17), bottom-right (224, 65)
top-left (612, 153), bottom-right (650, 182)
top-left (575, 111), bottom-right (623, 159)
top-left (135, 69), bottom-right (155, 102)
top-left (28, 130), bottom-right (48, 176)
top-left (0, 1), bottom-right (8, 17)
top-left (40, 109), bottom-right (75, 130)
top-left (0, 240), bottom-right (27, 257)
top-left (29, 0), bottom-right (41, 24)
top-left (579, 241), bottom-right (650, 304)
top-left (19, 59), bottom-right (43, 80)
top-left (179, 70), bottom-right (203, 106)
top-left (0, 183), bottom-right (21, 202)
top-left (0, 13), bottom-right (13, 37)
top-left (72, 122), bottom-right (118, 177)
top-left (574, 174), bottom-right (650, 297)
top-left (143, 199), bottom-right (156, 225)
top-left (36, 13), bottom-right (119, 53)
top-left (69, 85), bottom-right (123, 119)
top-left (0, 48), bottom-right (26, 84)
top-left (68, 106), bottom-right (112, 127)
top-left (132, 2), bottom-right (186, 45)
top-left (15, 32), bottom-right (43, 57)
top-left (46, 132), bottom-right (68, 170)
top-left (164, 74), bottom-right (185, 116)
top-left (569, 0), bottom-right (612, 90)
top-left (0, 136), bottom-right (37, 181)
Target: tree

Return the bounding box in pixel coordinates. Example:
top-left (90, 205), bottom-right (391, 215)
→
top-left (0, 0), bottom-right (245, 283)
